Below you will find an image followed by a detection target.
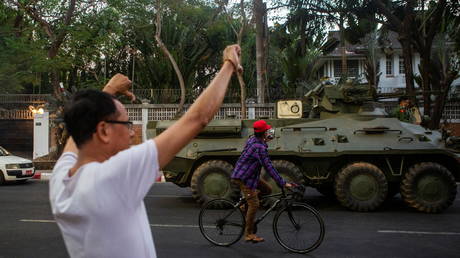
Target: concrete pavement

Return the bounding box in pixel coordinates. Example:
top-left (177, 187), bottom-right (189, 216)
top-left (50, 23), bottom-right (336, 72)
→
top-left (32, 169), bottom-right (166, 182)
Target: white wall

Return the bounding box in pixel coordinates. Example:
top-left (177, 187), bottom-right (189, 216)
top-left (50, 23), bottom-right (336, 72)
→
top-left (377, 52), bottom-right (421, 92)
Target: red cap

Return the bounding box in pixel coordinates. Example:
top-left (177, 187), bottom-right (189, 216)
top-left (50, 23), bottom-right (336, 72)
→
top-left (253, 120), bottom-right (271, 133)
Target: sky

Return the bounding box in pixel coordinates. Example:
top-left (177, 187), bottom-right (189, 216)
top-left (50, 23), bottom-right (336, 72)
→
top-left (226, 0), bottom-right (289, 26)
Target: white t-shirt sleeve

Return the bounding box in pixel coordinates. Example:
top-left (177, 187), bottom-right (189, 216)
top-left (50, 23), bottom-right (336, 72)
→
top-left (49, 152), bottom-right (78, 210)
top-left (53, 152), bottom-right (78, 174)
top-left (97, 140), bottom-right (159, 206)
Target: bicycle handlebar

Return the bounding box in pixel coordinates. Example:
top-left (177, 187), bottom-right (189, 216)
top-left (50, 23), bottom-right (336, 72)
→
top-left (281, 182), bottom-right (305, 198)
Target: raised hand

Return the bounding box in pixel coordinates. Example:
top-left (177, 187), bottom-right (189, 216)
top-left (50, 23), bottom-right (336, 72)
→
top-left (103, 73), bottom-right (136, 102)
top-left (223, 44), bottom-right (243, 74)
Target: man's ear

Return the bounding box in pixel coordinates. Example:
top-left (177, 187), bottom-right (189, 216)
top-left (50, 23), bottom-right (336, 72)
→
top-left (95, 121), bottom-right (111, 144)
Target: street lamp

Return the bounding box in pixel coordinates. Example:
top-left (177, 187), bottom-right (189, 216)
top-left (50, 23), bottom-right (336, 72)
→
top-left (29, 105), bottom-right (45, 114)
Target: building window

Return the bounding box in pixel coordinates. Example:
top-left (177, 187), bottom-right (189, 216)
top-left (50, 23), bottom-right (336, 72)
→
top-left (333, 60), bottom-right (360, 77)
top-left (399, 55), bottom-right (405, 74)
top-left (348, 60), bottom-right (359, 77)
top-left (386, 55), bottom-right (393, 76)
top-left (334, 60), bottom-right (342, 77)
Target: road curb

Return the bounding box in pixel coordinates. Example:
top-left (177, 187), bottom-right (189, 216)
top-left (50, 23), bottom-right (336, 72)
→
top-left (32, 171), bottom-right (52, 181)
top-left (156, 172), bottom-right (166, 183)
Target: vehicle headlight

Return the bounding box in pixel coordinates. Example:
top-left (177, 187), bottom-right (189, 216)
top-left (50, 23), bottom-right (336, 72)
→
top-left (6, 164), bottom-right (20, 169)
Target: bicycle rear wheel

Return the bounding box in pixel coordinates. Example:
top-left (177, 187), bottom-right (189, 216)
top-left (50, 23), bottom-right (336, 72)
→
top-left (198, 198), bottom-right (245, 246)
top-left (273, 202), bottom-right (325, 253)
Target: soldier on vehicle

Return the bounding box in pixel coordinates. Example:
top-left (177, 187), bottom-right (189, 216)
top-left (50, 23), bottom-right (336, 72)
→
top-left (391, 96), bottom-right (422, 124)
top-left (231, 120), bottom-right (292, 243)
top-left (49, 45), bottom-right (242, 258)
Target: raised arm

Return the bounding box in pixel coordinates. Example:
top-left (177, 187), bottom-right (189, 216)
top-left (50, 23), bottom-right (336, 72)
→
top-left (154, 44), bottom-right (241, 168)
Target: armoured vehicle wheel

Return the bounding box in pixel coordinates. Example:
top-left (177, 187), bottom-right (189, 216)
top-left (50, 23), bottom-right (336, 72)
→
top-left (191, 160), bottom-right (239, 206)
top-left (262, 160), bottom-right (303, 206)
top-left (335, 162), bottom-right (388, 212)
top-left (400, 162), bottom-right (457, 213)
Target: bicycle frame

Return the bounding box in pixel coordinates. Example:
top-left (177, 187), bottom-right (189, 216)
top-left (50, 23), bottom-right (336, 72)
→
top-left (235, 189), bottom-right (295, 227)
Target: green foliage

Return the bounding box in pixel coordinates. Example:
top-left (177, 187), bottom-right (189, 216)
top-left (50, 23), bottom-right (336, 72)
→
top-left (281, 43), bottom-right (321, 88)
top-left (5, 0), bottom-right (426, 103)
top-left (0, 4), bottom-right (48, 93)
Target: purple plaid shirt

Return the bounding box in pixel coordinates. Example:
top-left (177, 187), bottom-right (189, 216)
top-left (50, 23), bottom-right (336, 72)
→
top-left (231, 136), bottom-right (286, 189)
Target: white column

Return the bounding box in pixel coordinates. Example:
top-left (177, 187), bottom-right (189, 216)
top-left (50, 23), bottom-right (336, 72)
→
top-left (33, 112), bottom-right (49, 159)
top-left (142, 105), bottom-right (148, 142)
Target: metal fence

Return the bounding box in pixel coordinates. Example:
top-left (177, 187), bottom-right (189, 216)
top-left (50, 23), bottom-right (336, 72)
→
top-left (0, 109), bottom-right (34, 120)
top-left (126, 103), bottom-right (276, 121)
top-left (0, 94), bottom-right (52, 104)
top-left (443, 102), bottom-right (460, 122)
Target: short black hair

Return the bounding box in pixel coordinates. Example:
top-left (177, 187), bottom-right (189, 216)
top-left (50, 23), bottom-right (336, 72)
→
top-left (64, 90), bottom-right (119, 148)
top-left (398, 96), bottom-right (409, 103)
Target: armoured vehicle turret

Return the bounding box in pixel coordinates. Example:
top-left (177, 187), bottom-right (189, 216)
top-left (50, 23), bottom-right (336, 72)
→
top-left (148, 82), bottom-right (460, 213)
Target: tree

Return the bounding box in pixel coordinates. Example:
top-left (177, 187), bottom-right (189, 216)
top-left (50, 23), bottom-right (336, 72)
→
top-left (372, 0), bottom-right (460, 129)
top-left (0, 3), bottom-right (49, 93)
top-left (7, 0), bottom-right (80, 101)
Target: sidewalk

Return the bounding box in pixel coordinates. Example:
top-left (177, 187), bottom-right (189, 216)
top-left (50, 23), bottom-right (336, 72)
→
top-left (32, 170), bottom-right (166, 182)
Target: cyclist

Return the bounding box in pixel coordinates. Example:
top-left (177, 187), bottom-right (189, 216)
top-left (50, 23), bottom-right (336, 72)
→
top-left (231, 120), bottom-right (292, 243)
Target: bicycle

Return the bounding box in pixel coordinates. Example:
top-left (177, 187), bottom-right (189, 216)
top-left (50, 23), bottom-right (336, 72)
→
top-left (198, 184), bottom-right (325, 254)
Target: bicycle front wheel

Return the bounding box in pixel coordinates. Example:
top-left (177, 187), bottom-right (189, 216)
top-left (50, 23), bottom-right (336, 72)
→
top-left (273, 202), bottom-right (325, 253)
top-left (198, 198), bottom-right (245, 246)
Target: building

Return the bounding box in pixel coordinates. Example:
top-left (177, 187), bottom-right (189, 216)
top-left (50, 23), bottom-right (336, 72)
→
top-left (319, 31), bottom-right (460, 94)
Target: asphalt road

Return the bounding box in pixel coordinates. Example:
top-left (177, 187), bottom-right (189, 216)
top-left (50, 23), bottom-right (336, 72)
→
top-left (0, 181), bottom-right (459, 258)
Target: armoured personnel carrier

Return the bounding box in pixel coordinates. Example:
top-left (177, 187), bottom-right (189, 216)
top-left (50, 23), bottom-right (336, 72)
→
top-left (148, 82), bottom-right (460, 213)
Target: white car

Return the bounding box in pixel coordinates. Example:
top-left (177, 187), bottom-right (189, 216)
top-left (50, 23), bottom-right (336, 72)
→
top-left (0, 146), bottom-right (35, 184)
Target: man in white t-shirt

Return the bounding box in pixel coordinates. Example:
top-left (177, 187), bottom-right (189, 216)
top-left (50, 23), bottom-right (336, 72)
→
top-left (49, 45), bottom-right (242, 258)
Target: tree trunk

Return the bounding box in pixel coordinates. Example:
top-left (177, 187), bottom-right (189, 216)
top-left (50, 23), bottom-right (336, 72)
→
top-left (48, 46), bottom-right (64, 102)
top-left (419, 52), bottom-right (432, 119)
top-left (237, 0), bottom-right (247, 119)
top-left (400, 39), bottom-right (415, 98)
top-left (430, 86), bottom-right (448, 130)
top-left (428, 63), bottom-right (458, 129)
top-left (254, 0), bottom-right (267, 104)
top-left (155, 3), bottom-right (186, 116)
top-left (236, 38), bottom-right (246, 119)
top-left (263, 5), bottom-right (269, 101)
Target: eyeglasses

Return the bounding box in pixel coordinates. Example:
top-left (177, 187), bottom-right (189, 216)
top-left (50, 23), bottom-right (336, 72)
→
top-left (105, 120), bottom-right (134, 131)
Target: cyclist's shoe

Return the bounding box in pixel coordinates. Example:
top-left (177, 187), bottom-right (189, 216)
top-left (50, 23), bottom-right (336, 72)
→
top-left (245, 234), bottom-right (265, 243)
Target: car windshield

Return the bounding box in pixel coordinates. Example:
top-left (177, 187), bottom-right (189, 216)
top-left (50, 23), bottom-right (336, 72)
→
top-left (0, 146), bottom-right (11, 156)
